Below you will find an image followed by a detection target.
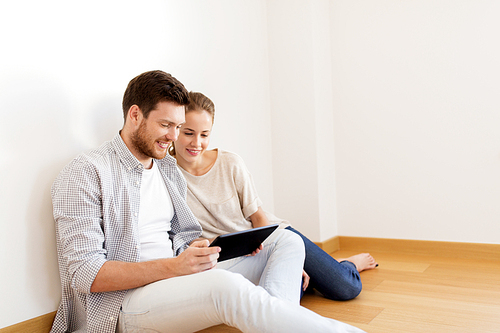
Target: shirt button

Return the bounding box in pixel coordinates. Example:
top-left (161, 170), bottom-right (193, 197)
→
top-left (135, 181), bottom-right (139, 185)
top-left (134, 212), bottom-right (138, 217)
top-left (110, 316), bottom-right (114, 321)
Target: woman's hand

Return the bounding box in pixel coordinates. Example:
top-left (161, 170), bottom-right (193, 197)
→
top-left (302, 270), bottom-right (310, 291)
top-left (247, 243), bottom-right (264, 257)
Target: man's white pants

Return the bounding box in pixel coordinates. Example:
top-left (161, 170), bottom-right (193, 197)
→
top-left (116, 229), bottom-right (365, 333)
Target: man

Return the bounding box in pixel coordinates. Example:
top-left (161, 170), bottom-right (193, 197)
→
top-left (51, 70), bottom-right (365, 333)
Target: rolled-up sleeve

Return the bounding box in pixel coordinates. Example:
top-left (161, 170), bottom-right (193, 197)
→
top-left (52, 159), bottom-right (107, 294)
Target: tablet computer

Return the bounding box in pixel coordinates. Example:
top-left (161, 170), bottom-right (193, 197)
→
top-left (209, 224), bottom-right (279, 262)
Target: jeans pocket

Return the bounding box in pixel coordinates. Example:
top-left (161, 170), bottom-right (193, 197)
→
top-left (117, 309), bottom-right (157, 333)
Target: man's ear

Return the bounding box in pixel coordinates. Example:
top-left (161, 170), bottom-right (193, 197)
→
top-left (127, 105), bottom-right (143, 126)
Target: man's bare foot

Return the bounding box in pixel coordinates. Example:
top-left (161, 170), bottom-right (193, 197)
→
top-left (338, 253), bottom-right (378, 272)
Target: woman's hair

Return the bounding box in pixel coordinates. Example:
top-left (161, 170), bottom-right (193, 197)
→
top-left (169, 91), bottom-right (215, 156)
top-left (186, 91), bottom-right (215, 123)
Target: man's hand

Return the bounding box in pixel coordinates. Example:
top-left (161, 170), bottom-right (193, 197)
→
top-left (172, 239), bottom-right (220, 275)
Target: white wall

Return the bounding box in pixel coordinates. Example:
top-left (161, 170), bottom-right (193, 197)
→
top-left (267, 0), bottom-right (337, 241)
top-left (0, 0), bottom-right (274, 328)
top-left (331, 0), bottom-right (500, 243)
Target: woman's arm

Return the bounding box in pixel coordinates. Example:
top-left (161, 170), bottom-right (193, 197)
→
top-left (247, 207), bottom-right (268, 256)
top-left (249, 207), bottom-right (269, 228)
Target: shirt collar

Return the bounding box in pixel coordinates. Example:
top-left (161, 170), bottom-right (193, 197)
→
top-left (112, 132), bottom-right (144, 172)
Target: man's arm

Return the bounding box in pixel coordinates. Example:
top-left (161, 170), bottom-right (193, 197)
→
top-left (91, 240), bottom-right (220, 293)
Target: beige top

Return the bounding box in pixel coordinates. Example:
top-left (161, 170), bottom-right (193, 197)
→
top-left (178, 149), bottom-right (289, 239)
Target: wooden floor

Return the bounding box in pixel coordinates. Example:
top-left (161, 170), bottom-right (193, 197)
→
top-left (197, 249), bottom-right (500, 333)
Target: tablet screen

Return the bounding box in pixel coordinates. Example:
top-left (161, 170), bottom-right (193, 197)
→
top-left (209, 224), bottom-right (279, 262)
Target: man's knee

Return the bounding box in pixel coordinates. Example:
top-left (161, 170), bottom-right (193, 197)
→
top-left (280, 228), bottom-right (305, 247)
top-left (281, 228), bottom-right (303, 245)
top-left (271, 229), bottom-right (305, 258)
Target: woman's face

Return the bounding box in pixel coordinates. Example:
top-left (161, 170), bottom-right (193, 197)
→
top-left (174, 110), bottom-right (213, 164)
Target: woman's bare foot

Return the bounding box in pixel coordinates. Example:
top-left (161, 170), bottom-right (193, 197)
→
top-left (338, 253), bottom-right (378, 272)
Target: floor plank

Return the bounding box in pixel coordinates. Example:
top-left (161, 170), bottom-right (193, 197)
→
top-left (300, 294), bottom-right (384, 324)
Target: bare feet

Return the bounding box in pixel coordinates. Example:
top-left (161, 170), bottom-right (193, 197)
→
top-left (338, 253), bottom-right (378, 272)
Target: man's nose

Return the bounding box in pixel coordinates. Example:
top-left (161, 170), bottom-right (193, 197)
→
top-left (166, 127), bottom-right (178, 141)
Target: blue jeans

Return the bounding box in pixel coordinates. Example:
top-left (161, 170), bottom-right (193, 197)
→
top-left (285, 226), bottom-right (362, 301)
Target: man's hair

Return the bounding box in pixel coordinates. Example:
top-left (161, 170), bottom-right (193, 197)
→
top-left (122, 70), bottom-right (190, 120)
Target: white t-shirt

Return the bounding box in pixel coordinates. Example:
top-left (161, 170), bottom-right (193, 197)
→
top-left (138, 160), bottom-right (174, 261)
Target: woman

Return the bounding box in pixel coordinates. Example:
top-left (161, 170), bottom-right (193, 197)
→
top-left (170, 92), bottom-right (377, 300)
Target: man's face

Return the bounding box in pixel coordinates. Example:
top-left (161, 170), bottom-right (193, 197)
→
top-left (130, 101), bottom-right (185, 166)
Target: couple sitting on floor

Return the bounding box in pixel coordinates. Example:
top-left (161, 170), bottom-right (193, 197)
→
top-left (50, 70), bottom-right (376, 333)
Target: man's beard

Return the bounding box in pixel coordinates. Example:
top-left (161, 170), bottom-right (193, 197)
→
top-left (130, 120), bottom-right (169, 160)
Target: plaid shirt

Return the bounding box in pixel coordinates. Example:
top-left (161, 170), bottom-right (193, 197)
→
top-left (50, 133), bottom-right (202, 333)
